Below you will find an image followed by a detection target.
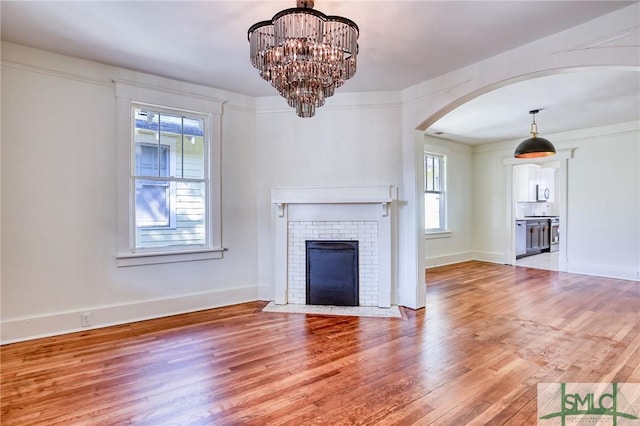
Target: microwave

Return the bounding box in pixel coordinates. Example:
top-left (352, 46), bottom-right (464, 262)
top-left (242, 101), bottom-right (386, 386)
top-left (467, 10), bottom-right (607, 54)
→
top-left (536, 184), bottom-right (550, 202)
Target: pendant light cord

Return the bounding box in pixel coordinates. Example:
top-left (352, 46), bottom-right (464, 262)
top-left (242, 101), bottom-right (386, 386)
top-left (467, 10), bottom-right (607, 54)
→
top-left (530, 109), bottom-right (539, 137)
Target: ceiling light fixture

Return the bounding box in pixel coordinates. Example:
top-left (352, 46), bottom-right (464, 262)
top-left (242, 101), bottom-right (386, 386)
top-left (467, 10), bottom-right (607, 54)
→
top-left (514, 109), bottom-right (556, 158)
top-left (248, 0), bottom-right (359, 118)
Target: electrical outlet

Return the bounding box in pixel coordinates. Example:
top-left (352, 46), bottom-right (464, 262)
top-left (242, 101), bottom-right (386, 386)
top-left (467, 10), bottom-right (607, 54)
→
top-left (636, 271), bottom-right (640, 279)
top-left (81, 312), bottom-right (92, 327)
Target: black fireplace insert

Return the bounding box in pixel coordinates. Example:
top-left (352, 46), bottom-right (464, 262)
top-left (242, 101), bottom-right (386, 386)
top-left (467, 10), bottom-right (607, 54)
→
top-left (306, 240), bottom-right (359, 306)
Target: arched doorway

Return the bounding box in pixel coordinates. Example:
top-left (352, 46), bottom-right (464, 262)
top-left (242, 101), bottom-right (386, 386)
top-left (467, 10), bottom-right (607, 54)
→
top-left (412, 67), bottom-right (638, 300)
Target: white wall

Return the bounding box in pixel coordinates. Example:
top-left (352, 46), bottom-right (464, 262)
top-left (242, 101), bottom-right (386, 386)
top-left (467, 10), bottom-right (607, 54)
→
top-left (472, 122), bottom-right (640, 281)
top-left (254, 93), bottom-right (403, 300)
top-left (1, 43), bottom-right (258, 342)
top-left (423, 136), bottom-right (473, 267)
top-left (564, 124), bottom-right (639, 279)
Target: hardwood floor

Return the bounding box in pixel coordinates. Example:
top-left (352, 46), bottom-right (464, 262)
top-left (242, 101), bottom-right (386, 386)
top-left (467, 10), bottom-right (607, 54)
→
top-left (2, 261), bottom-right (639, 425)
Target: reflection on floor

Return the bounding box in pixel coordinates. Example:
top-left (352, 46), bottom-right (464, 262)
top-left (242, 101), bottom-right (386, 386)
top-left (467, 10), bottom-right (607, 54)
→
top-left (516, 251), bottom-right (559, 271)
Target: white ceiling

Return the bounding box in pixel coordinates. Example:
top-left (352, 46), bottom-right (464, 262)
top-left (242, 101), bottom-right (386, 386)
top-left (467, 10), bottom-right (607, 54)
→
top-left (2, 1), bottom-right (639, 143)
top-left (427, 69), bottom-right (640, 144)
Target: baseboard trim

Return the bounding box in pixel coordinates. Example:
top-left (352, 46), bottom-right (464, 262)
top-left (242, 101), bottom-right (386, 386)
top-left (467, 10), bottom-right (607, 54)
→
top-left (425, 252), bottom-right (473, 268)
top-left (472, 251), bottom-right (506, 265)
top-left (257, 284), bottom-right (273, 301)
top-left (1, 285), bottom-right (258, 344)
top-left (566, 262), bottom-right (640, 282)
top-left (426, 251), bottom-right (506, 269)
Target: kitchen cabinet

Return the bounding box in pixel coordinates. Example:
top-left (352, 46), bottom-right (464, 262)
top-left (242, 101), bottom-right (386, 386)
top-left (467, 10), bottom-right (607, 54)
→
top-left (516, 221), bottom-right (527, 258)
top-left (514, 164), bottom-right (540, 202)
top-left (524, 219), bottom-right (550, 255)
top-left (526, 221), bottom-right (540, 252)
top-left (539, 220), bottom-right (550, 250)
top-left (514, 164), bottom-right (556, 202)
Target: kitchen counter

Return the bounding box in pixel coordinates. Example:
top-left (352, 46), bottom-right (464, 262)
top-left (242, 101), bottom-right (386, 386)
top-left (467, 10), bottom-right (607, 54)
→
top-left (516, 216), bottom-right (558, 220)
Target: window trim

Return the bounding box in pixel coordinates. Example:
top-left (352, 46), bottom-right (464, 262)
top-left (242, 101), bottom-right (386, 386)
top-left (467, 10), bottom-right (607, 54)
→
top-left (115, 81), bottom-right (223, 266)
top-left (424, 152), bottom-right (447, 233)
top-left (424, 231), bottom-right (452, 240)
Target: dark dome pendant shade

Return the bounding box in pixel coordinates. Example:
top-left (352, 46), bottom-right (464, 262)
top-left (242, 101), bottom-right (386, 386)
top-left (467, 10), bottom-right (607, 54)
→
top-left (514, 109), bottom-right (556, 158)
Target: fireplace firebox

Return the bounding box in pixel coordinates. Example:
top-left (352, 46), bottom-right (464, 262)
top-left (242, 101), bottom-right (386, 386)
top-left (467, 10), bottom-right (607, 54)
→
top-left (306, 241), bottom-right (359, 306)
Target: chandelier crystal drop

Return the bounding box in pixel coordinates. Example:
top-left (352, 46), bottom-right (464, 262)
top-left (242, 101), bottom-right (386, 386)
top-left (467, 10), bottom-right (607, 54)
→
top-left (248, 0), bottom-right (359, 118)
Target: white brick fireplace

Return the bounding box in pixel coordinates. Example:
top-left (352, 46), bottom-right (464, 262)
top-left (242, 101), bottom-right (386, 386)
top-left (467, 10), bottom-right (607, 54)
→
top-left (272, 186), bottom-right (397, 308)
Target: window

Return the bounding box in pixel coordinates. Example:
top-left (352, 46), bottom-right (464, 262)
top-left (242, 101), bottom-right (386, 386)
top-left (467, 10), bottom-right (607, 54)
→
top-left (132, 107), bottom-right (207, 250)
top-left (115, 81), bottom-right (222, 266)
top-left (424, 153), bottom-right (446, 232)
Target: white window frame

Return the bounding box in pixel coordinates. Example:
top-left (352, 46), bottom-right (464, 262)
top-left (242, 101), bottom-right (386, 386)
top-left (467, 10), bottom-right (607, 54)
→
top-left (115, 81), bottom-right (223, 266)
top-left (424, 152), bottom-right (447, 234)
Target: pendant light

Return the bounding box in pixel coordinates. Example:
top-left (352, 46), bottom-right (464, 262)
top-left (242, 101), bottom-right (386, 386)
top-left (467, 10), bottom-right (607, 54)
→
top-left (514, 109), bottom-right (556, 158)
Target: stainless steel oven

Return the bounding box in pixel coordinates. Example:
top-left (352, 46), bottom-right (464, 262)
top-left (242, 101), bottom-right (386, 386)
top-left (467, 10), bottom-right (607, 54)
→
top-left (550, 217), bottom-right (559, 252)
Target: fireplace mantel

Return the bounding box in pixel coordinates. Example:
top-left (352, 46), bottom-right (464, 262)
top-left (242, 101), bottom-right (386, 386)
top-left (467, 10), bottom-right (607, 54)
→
top-left (272, 185), bottom-right (397, 205)
top-left (272, 186), bottom-right (397, 218)
top-left (272, 186), bottom-right (397, 308)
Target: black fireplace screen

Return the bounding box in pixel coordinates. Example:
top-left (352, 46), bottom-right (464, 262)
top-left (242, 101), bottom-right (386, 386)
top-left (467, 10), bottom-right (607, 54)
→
top-left (306, 240), bottom-right (359, 306)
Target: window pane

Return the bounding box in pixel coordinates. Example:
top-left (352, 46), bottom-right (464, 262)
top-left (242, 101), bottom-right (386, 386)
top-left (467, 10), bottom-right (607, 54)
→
top-left (158, 112), bottom-right (181, 178)
top-left (433, 156), bottom-right (440, 191)
top-left (425, 193), bottom-right (441, 230)
top-left (135, 181), bottom-right (206, 249)
top-left (181, 117), bottom-right (205, 179)
top-left (134, 110), bottom-right (161, 175)
top-left (134, 108), bottom-right (205, 180)
top-left (425, 155), bottom-right (434, 191)
top-left (136, 180), bottom-right (169, 227)
top-left (136, 144), bottom-right (169, 178)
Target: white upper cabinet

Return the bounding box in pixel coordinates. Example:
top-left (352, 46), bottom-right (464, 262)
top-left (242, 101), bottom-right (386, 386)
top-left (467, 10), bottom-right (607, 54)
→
top-left (514, 164), bottom-right (539, 202)
top-left (514, 164), bottom-right (555, 202)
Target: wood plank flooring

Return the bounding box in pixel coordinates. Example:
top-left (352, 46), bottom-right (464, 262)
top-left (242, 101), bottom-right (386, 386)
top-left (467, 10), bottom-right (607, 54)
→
top-left (2, 261), bottom-right (639, 425)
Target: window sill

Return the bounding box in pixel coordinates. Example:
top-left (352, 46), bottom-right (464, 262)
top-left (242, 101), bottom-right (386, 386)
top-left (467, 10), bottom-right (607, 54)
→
top-left (425, 231), bottom-right (452, 240)
top-left (116, 247), bottom-right (225, 267)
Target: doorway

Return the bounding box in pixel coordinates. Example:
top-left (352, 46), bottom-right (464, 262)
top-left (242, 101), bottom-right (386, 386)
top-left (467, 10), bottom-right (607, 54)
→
top-left (504, 152), bottom-right (570, 273)
top-left (513, 161), bottom-right (560, 272)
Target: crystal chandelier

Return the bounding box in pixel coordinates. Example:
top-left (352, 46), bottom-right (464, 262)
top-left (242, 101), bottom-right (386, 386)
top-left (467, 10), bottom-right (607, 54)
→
top-left (248, 0), bottom-right (359, 118)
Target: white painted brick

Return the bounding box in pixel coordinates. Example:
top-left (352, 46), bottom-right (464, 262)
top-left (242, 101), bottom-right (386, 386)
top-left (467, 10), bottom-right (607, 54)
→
top-left (287, 219), bottom-right (381, 307)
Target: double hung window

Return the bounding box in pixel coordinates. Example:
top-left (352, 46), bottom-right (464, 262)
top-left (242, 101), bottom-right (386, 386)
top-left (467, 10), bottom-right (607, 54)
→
top-left (132, 106), bottom-right (207, 248)
top-left (424, 153), bottom-right (446, 232)
top-left (115, 82), bottom-right (222, 266)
